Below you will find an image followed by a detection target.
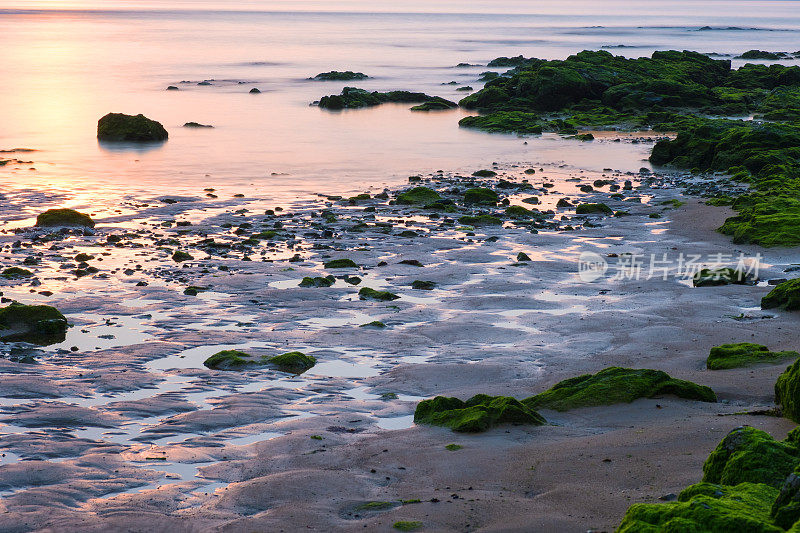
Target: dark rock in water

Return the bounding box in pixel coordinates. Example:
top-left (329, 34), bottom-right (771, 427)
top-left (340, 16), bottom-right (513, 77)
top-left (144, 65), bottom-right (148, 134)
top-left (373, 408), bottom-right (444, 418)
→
top-left (463, 187), bottom-right (498, 204)
top-left (324, 258), bottom-right (359, 269)
top-left (172, 251), bottom-right (193, 263)
top-left (317, 87), bottom-right (455, 110)
top-left (166, 86), bottom-right (179, 91)
top-left (36, 208), bottom-right (95, 228)
top-left (706, 343), bottom-right (798, 370)
top-left (0, 303), bottom-right (69, 345)
top-left (97, 113), bottom-right (168, 142)
top-left (410, 100), bottom-right (458, 111)
top-left (762, 279), bottom-right (800, 311)
top-left (398, 259), bottom-right (424, 267)
top-left (310, 71), bottom-right (369, 81)
top-left (396, 186), bottom-right (441, 205)
top-left (249, 88), bottom-right (261, 94)
top-left (203, 350), bottom-right (255, 370)
top-left (358, 287), bottom-right (399, 301)
top-left (414, 394), bottom-right (546, 432)
top-left (411, 280), bottom-right (435, 290)
top-left (299, 275), bottom-right (335, 287)
top-left (736, 50), bottom-right (791, 60)
top-left (2, 267), bottom-right (33, 279)
top-left (183, 122), bottom-right (213, 128)
top-left (575, 202), bottom-right (612, 215)
top-left (524, 367), bottom-right (716, 411)
top-left (693, 267), bottom-right (749, 287)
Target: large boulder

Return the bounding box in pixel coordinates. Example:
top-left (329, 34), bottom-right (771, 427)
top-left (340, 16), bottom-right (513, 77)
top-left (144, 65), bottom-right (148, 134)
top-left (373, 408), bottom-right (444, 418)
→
top-left (35, 208), bottom-right (95, 228)
top-left (0, 303), bottom-right (69, 345)
top-left (762, 279), bottom-right (800, 311)
top-left (414, 394), bottom-right (546, 432)
top-left (97, 113), bottom-right (168, 142)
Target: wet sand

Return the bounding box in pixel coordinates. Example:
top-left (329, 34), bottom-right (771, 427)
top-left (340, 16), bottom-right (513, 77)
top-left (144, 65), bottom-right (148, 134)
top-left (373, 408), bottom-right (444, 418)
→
top-left (1, 153), bottom-right (799, 532)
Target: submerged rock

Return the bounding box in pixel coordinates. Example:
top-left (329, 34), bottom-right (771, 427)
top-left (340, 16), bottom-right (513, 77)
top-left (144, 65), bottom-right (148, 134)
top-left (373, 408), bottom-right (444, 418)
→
top-left (707, 343), bottom-right (798, 370)
top-left (524, 367), bottom-right (716, 411)
top-left (0, 303), bottom-right (69, 345)
top-left (2, 267), bottom-right (33, 279)
top-left (762, 279), bottom-right (800, 311)
top-left (35, 208), bottom-right (95, 228)
top-left (97, 113), bottom-right (168, 142)
top-left (317, 87), bottom-right (455, 110)
top-left (414, 394), bottom-right (546, 432)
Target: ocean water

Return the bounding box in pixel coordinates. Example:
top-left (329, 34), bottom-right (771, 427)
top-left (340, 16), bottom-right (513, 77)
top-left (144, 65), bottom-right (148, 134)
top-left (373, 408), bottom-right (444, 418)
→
top-left (1, 1), bottom-right (800, 206)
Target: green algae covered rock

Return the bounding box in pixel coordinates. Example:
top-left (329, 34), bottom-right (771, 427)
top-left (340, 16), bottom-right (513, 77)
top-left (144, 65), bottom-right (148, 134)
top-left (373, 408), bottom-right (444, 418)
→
top-left (703, 427), bottom-right (800, 488)
top-left (35, 208), bottom-right (95, 228)
top-left (359, 287), bottom-right (399, 301)
top-left (410, 100), bottom-right (457, 111)
top-left (299, 275), bottom-right (335, 287)
top-left (524, 367), bottom-right (716, 412)
top-left (396, 187), bottom-right (441, 205)
top-left (393, 521), bottom-right (423, 531)
top-left (763, 279), bottom-right (800, 311)
top-left (776, 360), bottom-right (800, 423)
top-left (575, 203), bottom-right (613, 215)
top-left (324, 258), bottom-right (359, 269)
top-left (459, 112), bottom-right (544, 134)
top-left (505, 205), bottom-right (534, 218)
top-left (414, 394), bottom-right (546, 433)
top-left (0, 303), bottom-right (69, 345)
top-left (617, 482), bottom-right (782, 533)
top-left (693, 267), bottom-right (748, 287)
top-left (267, 351), bottom-right (316, 373)
top-left (458, 215), bottom-right (503, 226)
top-left (97, 113), bottom-right (168, 142)
top-left (707, 343), bottom-right (799, 370)
top-left (310, 71), bottom-right (369, 81)
top-left (172, 251), bottom-right (194, 262)
top-left (463, 187), bottom-right (498, 205)
top-left (772, 467), bottom-right (800, 529)
top-left (203, 350), bottom-right (255, 370)
top-left (2, 267), bottom-right (33, 279)
top-left (411, 280), bottom-right (435, 290)
top-left (318, 87), bottom-right (454, 110)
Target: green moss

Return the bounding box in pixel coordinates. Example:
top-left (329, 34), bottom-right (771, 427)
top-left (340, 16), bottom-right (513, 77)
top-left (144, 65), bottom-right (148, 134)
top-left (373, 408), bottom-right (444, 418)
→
top-left (2, 267), bottom-right (33, 279)
top-left (393, 521), bottom-right (423, 531)
top-left (183, 286), bottom-right (208, 296)
top-left (396, 187), bottom-right (442, 205)
top-left (703, 426), bottom-right (800, 488)
top-left (505, 205), bottom-right (534, 218)
top-left (324, 258), bottom-right (359, 269)
top-left (267, 351), bottom-right (316, 373)
top-left (472, 169), bottom-right (497, 177)
top-left (458, 215), bottom-right (503, 226)
top-left (97, 113), bottom-right (168, 142)
top-left (771, 467), bottom-right (800, 529)
top-left (414, 394), bottom-right (546, 433)
top-left (575, 203), bottom-right (613, 215)
top-left (693, 267), bottom-right (748, 287)
top-left (410, 100), bottom-right (457, 111)
top-left (524, 367), bottom-right (716, 412)
top-left (617, 482), bottom-right (782, 533)
top-left (707, 343), bottom-right (799, 370)
top-left (203, 350), bottom-right (255, 370)
top-left (445, 443), bottom-right (463, 451)
top-left (459, 112), bottom-right (544, 134)
top-left (0, 303), bottom-right (68, 345)
top-left (354, 501), bottom-right (398, 511)
top-left (776, 360), bottom-right (800, 423)
top-left (411, 280), bottom-right (436, 290)
top-left (762, 279), bottom-right (800, 311)
top-left (172, 251), bottom-right (194, 262)
top-left (359, 288), bottom-right (400, 301)
top-left (463, 187), bottom-right (498, 205)
top-left (517, 252), bottom-right (532, 261)
top-left (310, 71), bottom-right (369, 81)
top-left (359, 320), bottom-right (386, 328)
top-left (35, 208), bottom-right (95, 228)
top-left (299, 276), bottom-right (335, 287)
top-left (317, 87), bottom-right (455, 110)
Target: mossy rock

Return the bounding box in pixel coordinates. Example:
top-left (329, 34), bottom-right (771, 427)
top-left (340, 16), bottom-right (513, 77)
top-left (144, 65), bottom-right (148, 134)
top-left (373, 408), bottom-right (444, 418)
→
top-left (396, 187), bottom-right (442, 205)
top-left (707, 343), bottom-right (799, 370)
top-left (359, 288), bottom-right (399, 301)
top-left (267, 351), bottom-right (316, 373)
top-left (524, 367), bottom-right (716, 412)
top-left (2, 267), bottom-right (33, 279)
top-left (0, 303), bottom-right (69, 345)
top-left (617, 482), bottom-right (782, 533)
top-left (359, 321), bottom-right (386, 328)
top-left (414, 394), bottom-right (546, 433)
top-left (393, 521), bottom-right (423, 532)
top-left (203, 350), bottom-right (256, 370)
top-left (411, 100), bottom-right (457, 111)
top-left (463, 187), bottom-right (498, 205)
top-left (575, 203), bottom-right (613, 215)
top-left (506, 205), bottom-right (534, 218)
top-left (172, 251), bottom-right (194, 262)
top-left (693, 268), bottom-right (748, 287)
top-left (458, 215), bottom-right (503, 226)
top-left (703, 426), bottom-right (800, 488)
top-left (35, 208), bottom-right (95, 228)
top-left (311, 71), bottom-right (369, 81)
top-left (324, 258), bottom-right (359, 269)
top-left (517, 252), bottom-right (532, 262)
top-left (772, 466), bottom-right (800, 529)
top-left (762, 279), bottom-right (800, 311)
top-left (776, 360), bottom-right (800, 423)
top-left (184, 286), bottom-right (208, 296)
top-left (97, 113), bottom-right (168, 142)
top-left (472, 169), bottom-right (497, 178)
top-left (299, 276), bottom-right (335, 288)
top-left (411, 280), bottom-right (436, 290)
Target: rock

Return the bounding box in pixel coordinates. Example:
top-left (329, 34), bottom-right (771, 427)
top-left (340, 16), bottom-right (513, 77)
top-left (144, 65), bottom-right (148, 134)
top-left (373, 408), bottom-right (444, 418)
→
top-left (203, 350), bottom-right (255, 370)
top-left (411, 280), bottom-right (435, 290)
top-left (575, 203), bottom-right (613, 215)
top-left (517, 252), bottom-right (532, 262)
top-left (183, 122), bottom-right (213, 128)
top-left (0, 303), bottom-right (69, 345)
top-left (299, 276), bottom-right (335, 287)
top-left (458, 215), bottom-right (503, 226)
top-left (310, 71), bottom-right (369, 81)
top-left (2, 267), bottom-right (33, 279)
top-left (414, 394), bottom-right (546, 432)
top-left (462, 187), bottom-right (498, 205)
top-left (358, 288), bottom-right (399, 301)
top-left (772, 467), bottom-right (800, 529)
top-left (776, 360), bottom-right (800, 422)
top-left (395, 187), bottom-right (441, 205)
top-left (693, 267), bottom-right (749, 287)
top-left (267, 351), bottom-right (316, 373)
top-left (324, 258), bottom-right (359, 269)
top-left (524, 367), bottom-right (716, 411)
top-left (35, 208), bottom-right (95, 228)
top-left (762, 279), bottom-right (800, 311)
top-left (472, 169), bottom-right (497, 178)
top-left (172, 251), bottom-right (194, 262)
top-left (707, 343), bottom-right (798, 370)
top-left (249, 88), bottom-right (261, 94)
top-left (166, 86), bottom-right (179, 90)
top-left (97, 113), bottom-right (168, 142)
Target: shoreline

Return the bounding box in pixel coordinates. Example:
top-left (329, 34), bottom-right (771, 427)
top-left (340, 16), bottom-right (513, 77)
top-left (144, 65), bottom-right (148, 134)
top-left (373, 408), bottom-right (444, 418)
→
top-left (0, 157), bottom-right (799, 531)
